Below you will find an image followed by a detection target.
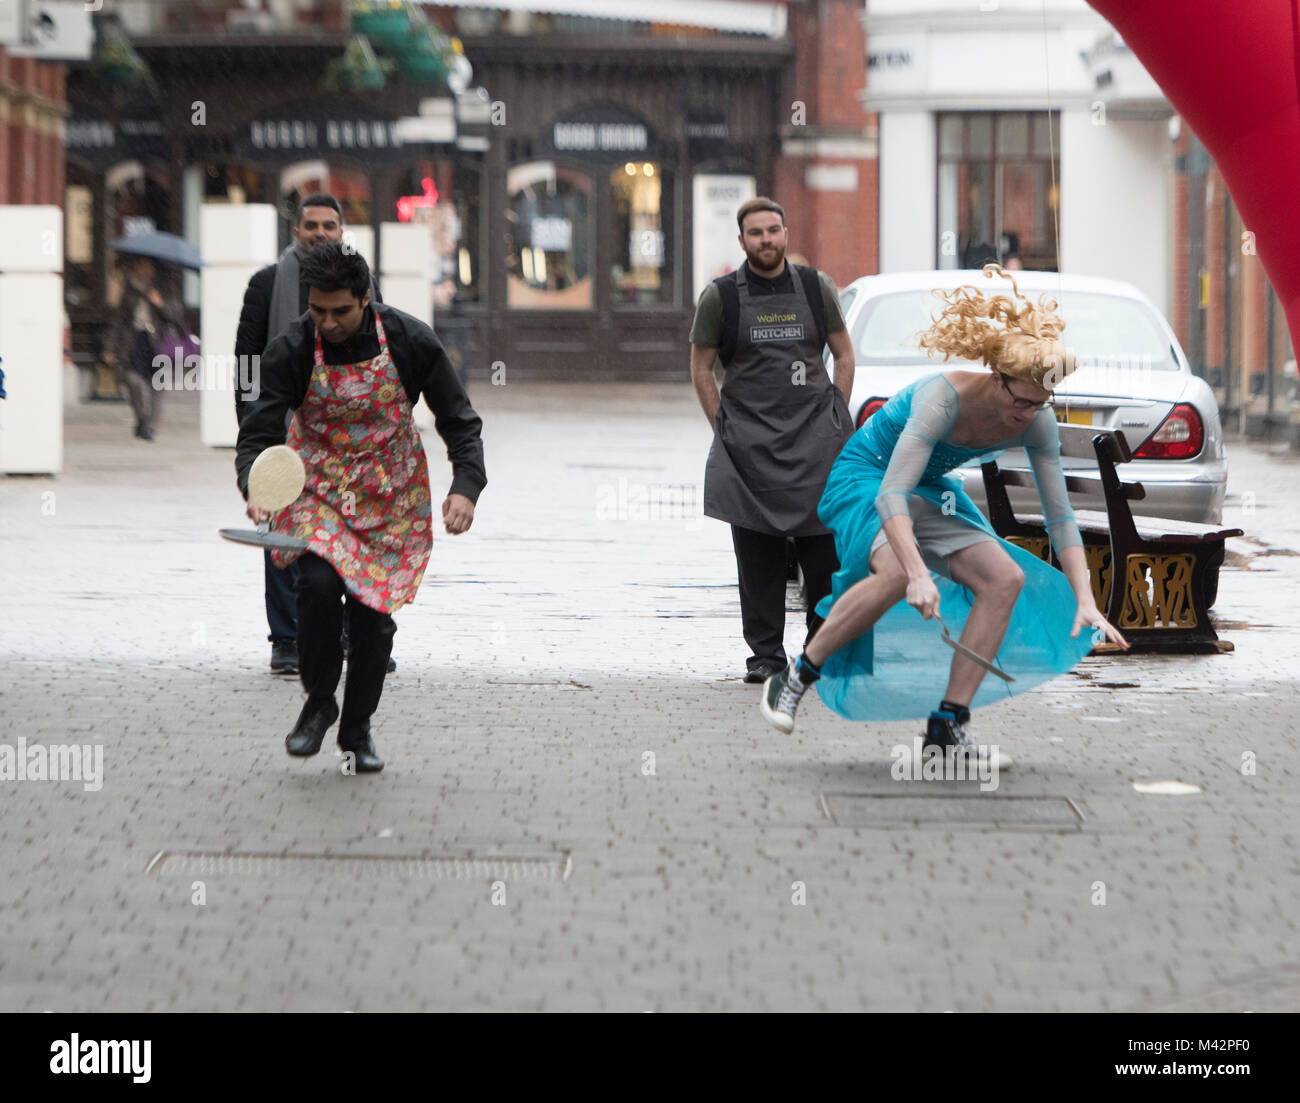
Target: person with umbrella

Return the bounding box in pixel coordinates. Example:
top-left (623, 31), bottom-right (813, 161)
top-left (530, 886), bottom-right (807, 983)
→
top-left (104, 231), bottom-right (199, 441)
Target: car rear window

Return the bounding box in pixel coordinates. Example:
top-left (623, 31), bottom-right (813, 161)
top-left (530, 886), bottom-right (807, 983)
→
top-left (850, 289), bottom-right (1178, 371)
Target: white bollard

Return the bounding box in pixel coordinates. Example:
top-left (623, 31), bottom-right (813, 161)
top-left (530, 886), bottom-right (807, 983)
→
top-left (379, 222), bottom-right (434, 430)
top-left (200, 204), bottom-right (277, 447)
top-left (0, 206), bottom-right (63, 474)
top-left (342, 224), bottom-right (375, 271)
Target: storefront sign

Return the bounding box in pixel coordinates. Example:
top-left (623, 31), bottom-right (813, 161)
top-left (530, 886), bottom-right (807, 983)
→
top-left (863, 31), bottom-right (928, 97)
top-left (4, 1), bottom-right (93, 60)
top-left (553, 122), bottom-right (647, 153)
top-left (692, 173), bottom-right (755, 301)
top-left (250, 118), bottom-right (402, 152)
top-left (531, 216), bottom-right (572, 252)
top-left (686, 113), bottom-right (728, 159)
top-left (541, 105), bottom-right (658, 161)
top-left (236, 98), bottom-right (445, 165)
top-left (64, 117), bottom-right (167, 165)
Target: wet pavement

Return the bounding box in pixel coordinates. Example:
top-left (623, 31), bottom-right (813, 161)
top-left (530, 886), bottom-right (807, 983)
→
top-left (1, 377), bottom-right (1298, 1011)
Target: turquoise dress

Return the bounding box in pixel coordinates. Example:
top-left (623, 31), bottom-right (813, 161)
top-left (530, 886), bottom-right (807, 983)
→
top-left (813, 374), bottom-right (1095, 721)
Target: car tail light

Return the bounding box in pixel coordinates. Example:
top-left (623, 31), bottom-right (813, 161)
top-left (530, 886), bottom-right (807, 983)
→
top-left (857, 398), bottom-right (887, 428)
top-left (1133, 404), bottom-right (1204, 459)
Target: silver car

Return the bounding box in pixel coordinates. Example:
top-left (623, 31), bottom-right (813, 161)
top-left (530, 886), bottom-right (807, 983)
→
top-left (835, 270), bottom-right (1228, 524)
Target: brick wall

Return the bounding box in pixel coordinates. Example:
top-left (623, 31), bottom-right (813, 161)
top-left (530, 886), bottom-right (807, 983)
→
top-left (772, 0), bottom-right (877, 291)
top-left (0, 46), bottom-right (67, 207)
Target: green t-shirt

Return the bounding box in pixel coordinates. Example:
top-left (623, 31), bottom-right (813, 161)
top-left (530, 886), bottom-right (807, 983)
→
top-left (689, 266), bottom-right (846, 350)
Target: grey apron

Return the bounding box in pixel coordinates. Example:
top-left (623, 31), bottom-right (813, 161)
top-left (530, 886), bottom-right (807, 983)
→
top-left (703, 264), bottom-right (852, 536)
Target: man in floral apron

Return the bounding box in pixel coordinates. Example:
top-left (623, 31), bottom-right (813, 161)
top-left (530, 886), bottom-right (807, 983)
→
top-left (236, 243), bottom-right (486, 773)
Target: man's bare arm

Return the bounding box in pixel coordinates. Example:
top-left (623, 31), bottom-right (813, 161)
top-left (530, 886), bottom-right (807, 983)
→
top-left (690, 344), bottom-right (722, 427)
top-left (826, 327), bottom-right (855, 404)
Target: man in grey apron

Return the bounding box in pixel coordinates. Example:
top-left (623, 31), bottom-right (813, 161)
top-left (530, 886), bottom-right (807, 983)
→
top-left (690, 197), bottom-right (856, 682)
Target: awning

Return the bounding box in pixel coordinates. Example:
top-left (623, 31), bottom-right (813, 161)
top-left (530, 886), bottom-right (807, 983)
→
top-left (422, 0), bottom-right (788, 37)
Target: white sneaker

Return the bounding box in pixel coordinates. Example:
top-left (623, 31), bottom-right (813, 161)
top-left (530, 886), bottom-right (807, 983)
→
top-left (760, 659), bottom-right (810, 734)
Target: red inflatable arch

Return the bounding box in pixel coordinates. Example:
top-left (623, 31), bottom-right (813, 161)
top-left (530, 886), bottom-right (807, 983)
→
top-left (1089, 0), bottom-right (1300, 347)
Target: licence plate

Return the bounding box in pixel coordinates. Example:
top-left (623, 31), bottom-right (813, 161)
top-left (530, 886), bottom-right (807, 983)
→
top-left (1054, 406), bottom-right (1094, 426)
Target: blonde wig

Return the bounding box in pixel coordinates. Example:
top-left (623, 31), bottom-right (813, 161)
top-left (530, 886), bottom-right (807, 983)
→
top-left (918, 264), bottom-right (1076, 390)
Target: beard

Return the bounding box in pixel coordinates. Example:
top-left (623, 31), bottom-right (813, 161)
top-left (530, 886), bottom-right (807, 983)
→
top-left (744, 239), bottom-right (785, 272)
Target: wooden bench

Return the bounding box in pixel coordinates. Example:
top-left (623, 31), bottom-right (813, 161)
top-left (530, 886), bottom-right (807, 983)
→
top-left (980, 425), bottom-right (1243, 654)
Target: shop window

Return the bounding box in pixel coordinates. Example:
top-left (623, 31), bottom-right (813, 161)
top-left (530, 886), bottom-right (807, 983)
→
top-left (937, 111), bottom-right (1060, 272)
top-left (610, 161), bottom-right (674, 306)
top-left (506, 161), bottom-right (593, 310)
top-left (439, 162), bottom-right (482, 306)
top-left (394, 161), bottom-right (483, 307)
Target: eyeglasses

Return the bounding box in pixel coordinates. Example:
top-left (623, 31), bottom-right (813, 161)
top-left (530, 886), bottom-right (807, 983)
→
top-left (998, 373), bottom-right (1052, 410)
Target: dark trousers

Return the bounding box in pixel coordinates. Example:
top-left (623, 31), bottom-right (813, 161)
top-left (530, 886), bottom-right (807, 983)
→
top-left (731, 525), bottom-right (839, 672)
top-left (264, 551), bottom-right (299, 643)
top-left (122, 370), bottom-right (159, 433)
top-left (296, 553), bottom-right (395, 737)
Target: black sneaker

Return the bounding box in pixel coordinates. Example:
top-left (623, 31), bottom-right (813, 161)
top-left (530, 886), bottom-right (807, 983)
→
top-left (923, 710), bottom-right (1011, 769)
top-left (744, 660), bottom-right (784, 684)
top-left (270, 640), bottom-right (299, 675)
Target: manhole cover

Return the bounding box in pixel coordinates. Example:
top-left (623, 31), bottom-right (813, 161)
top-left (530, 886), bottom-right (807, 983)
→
top-left (822, 793), bottom-right (1084, 832)
top-left (146, 850), bottom-right (572, 881)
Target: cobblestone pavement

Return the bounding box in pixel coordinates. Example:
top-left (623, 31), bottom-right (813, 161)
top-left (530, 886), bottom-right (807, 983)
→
top-left (1, 378), bottom-right (1297, 1011)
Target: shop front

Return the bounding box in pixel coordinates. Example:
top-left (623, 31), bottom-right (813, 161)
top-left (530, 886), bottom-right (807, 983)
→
top-left (468, 33), bottom-right (787, 380)
top-left (865, 0), bottom-right (1171, 321)
top-left (63, 38), bottom-right (477, 382)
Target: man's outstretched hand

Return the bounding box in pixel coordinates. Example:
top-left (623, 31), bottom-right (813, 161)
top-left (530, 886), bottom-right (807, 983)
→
top-left (443, 493), bottom-right (475, 535)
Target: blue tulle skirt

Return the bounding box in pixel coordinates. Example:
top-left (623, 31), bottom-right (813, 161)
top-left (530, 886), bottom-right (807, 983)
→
top-left (812, 451), bottom-right (1094, 722)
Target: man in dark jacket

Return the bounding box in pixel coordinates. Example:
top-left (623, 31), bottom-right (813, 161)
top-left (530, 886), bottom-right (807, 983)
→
top-left (236, 243), bottom-right (485, 773)
top-left (235, 193), bottom-right (380, 675)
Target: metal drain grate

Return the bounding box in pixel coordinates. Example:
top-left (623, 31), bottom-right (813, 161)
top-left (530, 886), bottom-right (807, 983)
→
top-left (146, 850), bottom-right (573, 881)
top-left (822, 793), bottom-right (1084, 832)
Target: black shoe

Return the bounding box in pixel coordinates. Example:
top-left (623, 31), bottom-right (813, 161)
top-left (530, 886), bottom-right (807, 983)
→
top-left (922, 709), bottom-right (1011, 770)
top-left (285, 696), bottom-right (339, 756)
top-left (338, 723), bottom-right (384, 773)
top-left (137, 425), bottom-right (155, 441)
top-left (270, 640), bottom-right (299, 675)
top-left (744, 660), bottom-right (785, 684)
top-left (923, 709), bottom-right (961, 751)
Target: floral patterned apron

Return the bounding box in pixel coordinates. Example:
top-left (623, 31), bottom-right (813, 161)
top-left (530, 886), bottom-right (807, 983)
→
top-left (271, 313), bottom-right (433, 614)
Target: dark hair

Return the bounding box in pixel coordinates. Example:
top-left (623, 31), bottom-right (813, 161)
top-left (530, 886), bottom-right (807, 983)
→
top-left (737, 196), bottom-right (785, 232)
top-left (297, 193), bottom-right (342, 223)
top-left (299, 242), bottom-right (370, 300)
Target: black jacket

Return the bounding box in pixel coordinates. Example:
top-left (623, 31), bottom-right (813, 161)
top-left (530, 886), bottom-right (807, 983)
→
top-left (234, 260), bottom-right (382, 419)
top-left (234, 301), bottom-right (486, 506)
